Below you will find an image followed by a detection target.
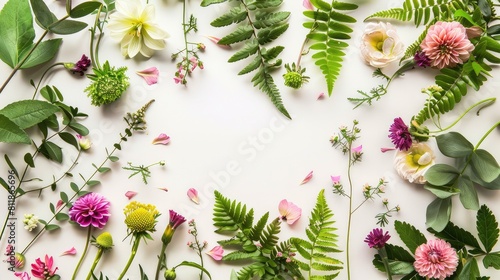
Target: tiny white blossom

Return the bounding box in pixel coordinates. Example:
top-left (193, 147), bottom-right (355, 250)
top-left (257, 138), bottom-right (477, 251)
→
top-left (23, 214), bottom-right (39, 232)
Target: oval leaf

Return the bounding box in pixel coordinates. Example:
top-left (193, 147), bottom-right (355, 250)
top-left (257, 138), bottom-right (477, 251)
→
top-left (30, 0), bottom-right (56, 29)
top-left (49, 19), bottom-right (88, 35)
top-left (426, 197), bottom-right (452, 232)
top-left (471, 149), bottom-right (500, 183)
top-left (20, 38), bottom-right (63, 68)
top-left (58, 132), bottom-right (79, 150)
top-left (424, 164), bottom-right (459, 186)
top-left (0, 100), bottom-right (59, 129)
top-left (0, 114), bottom-right (30, 144)
top-left (41, 141), bottom-right (63, 163)
top-left (456, 176), bottom-right (479, 210)
top-left (436, 132), bottom-right (474, 158)
top-left (70, 1), bottom-right (102, 18)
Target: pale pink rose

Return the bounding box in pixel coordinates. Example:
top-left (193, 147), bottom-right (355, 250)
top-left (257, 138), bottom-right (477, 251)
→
top-left (414, 239), bottom-right (458, 279)
top-left (360, 22), bottom-right (404, 68)
top-left (420, 21), bottom-right (474, 69)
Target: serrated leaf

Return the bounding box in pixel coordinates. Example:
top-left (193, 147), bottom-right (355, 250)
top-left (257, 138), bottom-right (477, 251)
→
top-left (0, 100), bottom-right (59, 129)
top-left (426, 197), bottom-right (452, 232)
top-left (49, 19), bottom-right (87, 35)
top-left (211, 6), bottom-right (247, 27)
top-left (0, 115), bottom-right (30, 144)
top-left (201, 0), bottom-right (227, 7)
top-left (218, 26), bottom-right (254, 45)
top-left (471, 149), bottom-right (500, 183)
top-left (483, 253), bottom-right (500, 269)
top-left (257, 23), bottom-right (289, 45)
top-left (395, 220), bottom-right (427, 253)
top-left (428, 221), bottom-right (482, 252)
top-left (477, 205), bottom-right (499, 253)
top-left (228, 40), bottom-right (259, 62)
top-left (436, 132), bottom-right (474, 158)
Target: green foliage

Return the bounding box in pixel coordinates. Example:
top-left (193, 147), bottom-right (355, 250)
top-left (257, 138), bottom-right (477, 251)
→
top-left (291, 189), bottom-right (342, 279)
top-left (303, 0), bottom-right (357, 96)
top-left (365, 0), bottom-right (466, 27)
top-left (394, 221), bottom-right (427, 253)
top-left (212, 190), bottom-right (304, 279)
top-left (201, 0), bottom-right (291, 119)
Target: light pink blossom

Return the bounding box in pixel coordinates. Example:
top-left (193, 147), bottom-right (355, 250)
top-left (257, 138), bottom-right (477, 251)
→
top-left (352, 145), bottom-right (363, 154)
top-left (60, 247), bottom-right (77, 256)
top-left (125, 191), bottom-right (138, 200)
top-left (420, 21), bottom-right (474, 69)
top-left (136, 67), bottom-right (159, 85)
top-left (331, 175), bottom-right (341, 185)
top-left (414, 239), bottom-right (458, 279)
top-left (14, 272), bottom-right (31, 280)
top-left (187, 188), bottom-right (200, 204)
top-left (206, 246), bottom-right (224, 261)
top-left (31, 255), bottom-right (58, 279)
top-left (278, 199), bottom-right (302, 225)
top-left (152, 133), bottom-right (170, 145)
top-left (303, 0), bottom-right (314, 10)
top-left (300, 171), bottom-right (313, 185)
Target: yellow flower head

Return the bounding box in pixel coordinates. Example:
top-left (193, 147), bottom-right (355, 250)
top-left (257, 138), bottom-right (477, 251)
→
top-left (124, 201), bottom-right (160, 233)
top-left (95, 231), bottom-right (114, 249)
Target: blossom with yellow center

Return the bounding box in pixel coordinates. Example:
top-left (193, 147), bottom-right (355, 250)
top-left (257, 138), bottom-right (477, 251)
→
top-left (124, 201), bottom-right (160, 233)
top-left (107, 0), bottom-right (168, 58)
top-left (394, 142), bottom-right (435, 184)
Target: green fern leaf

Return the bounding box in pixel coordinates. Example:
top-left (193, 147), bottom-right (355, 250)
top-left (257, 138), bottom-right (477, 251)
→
top-left (292, 190), bottom-right (342, 278)
top-left (201, 0), bottom-right (227, 7)
top-left (223, 250), bottom-right (261, 261)
top-left (259, 218), bottom-right (281, 253)
top-left (304, 1), bottom-right (357, 96)
top-left (401, 24), bottom-right (430, 61)
top-left (213, 190), bottom-right (252, 233)
top-left (202, 0), bottom-right (291, 119)
top-left (250, 212), bottom-right (269, 241)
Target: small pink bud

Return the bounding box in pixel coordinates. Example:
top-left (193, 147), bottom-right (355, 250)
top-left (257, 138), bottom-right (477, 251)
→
top-left (125, 191), bottom-right (138, 200)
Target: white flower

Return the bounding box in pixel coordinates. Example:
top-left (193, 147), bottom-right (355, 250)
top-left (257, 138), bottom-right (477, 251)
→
top-left (394, 142), bottom-right (435, 184)
top-left (23, 214), bottom-right (39, 232)
top-left (360, 22), bottom-right (404, 68)
top-left (107, 0), bottom-right (169, 58)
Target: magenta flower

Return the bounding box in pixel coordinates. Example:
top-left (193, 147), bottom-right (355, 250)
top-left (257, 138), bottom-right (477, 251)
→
top-left (187, 188), bottom-right (200, 204)
top-left (389, 117), bottom-right (412, 151)
top-left (414, 239), bottom-right (458, 279)
top-left (31, 255), bottom-right (58, 279)
top-left (136, 67), bottom-right (159, 85)
top-left (152, 133), bottom-right (170, 145)
top-left (278, 199), bottom-right (302, 225)
top-left (206, 246), bottom-right (224, 261)
top-left (169, 209), bottom-right (186, 229)
top-left (414, 51), bottom-right (431, 68)
top-left (420, 21), bottom-right (474, 69)
top-left (14, 272), bottom-right (31, 280)
top-left (68, 192), bottom-right (110, 229)
top-left (364, 228), bottom-right (390, 249)
top-left (66, 54), bottom-right (91, 76)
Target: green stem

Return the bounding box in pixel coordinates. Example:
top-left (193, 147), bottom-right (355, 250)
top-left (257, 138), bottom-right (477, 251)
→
top-left (89, 4), bottom-right (104, 69)
top-left (155, 242), bottom-right (168, 280)
top-left (85, 248), bottom-right (103, 280)
top-left (118, 236), bottom-right (141, 280)
top-left (474, 120), bottom-right (500, 150)
top-left (378, 247), bottom-right (393, 280)
top-left (181, 0), bottom-right (190, 84)
top-left (345, 141), bottom-right (353, 280)
top-left (31, 63), bottom-right (65, 99)
top-left (72, 227), bottom-right (93, 280)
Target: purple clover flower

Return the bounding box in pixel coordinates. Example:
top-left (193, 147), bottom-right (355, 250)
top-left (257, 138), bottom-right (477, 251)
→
top-left (69, 192), bottom-right (110, 229)
top-left (364, 228), bottom-right (390, 249)
top-left (71, 54), bottom-right (91, 76)
top-left (414, 51), bottom-right (431, 68)
top-left (389, 117), bottom-right (412, 151)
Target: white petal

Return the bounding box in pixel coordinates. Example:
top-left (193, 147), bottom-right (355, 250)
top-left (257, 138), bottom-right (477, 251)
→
top-left (142, 31), bottom-right (165, 50)
top-left (127, 36), bottom-right (142, 58)
top-left (145, 24), bottom-right (169, 40)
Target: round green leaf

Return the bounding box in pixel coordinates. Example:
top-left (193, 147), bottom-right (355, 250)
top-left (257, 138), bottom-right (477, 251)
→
top-left (436, 132), bottom-right (474, 158)
top-left (471, 149), bottom-right (500, 183)
top-left (426, 197), bottom-right (452, 232)
top-left (424, 164), bottom-right (459, 186)
top-left (456, 176), bottom-right (479, 210)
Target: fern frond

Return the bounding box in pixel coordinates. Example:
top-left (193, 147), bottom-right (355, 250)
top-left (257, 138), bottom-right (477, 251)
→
top-left (365, 0), bottom-right (466, 27)
top-left (213, 190), bottom-right (253, 233)
top-left (292, 189), bottom-right (342, 278)
top-left (401, 23), bottom-right (431, 61)
top-left (204, 0), bottom-right (291, 119)
top-left (304, 1), bottom-right (357, 96)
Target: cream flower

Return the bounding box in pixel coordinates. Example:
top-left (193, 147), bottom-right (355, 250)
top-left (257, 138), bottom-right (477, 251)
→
top-left (107, 0), bottom-right (168, 58)
top-left (360, 22), bottom-right (404, 68)
top-left (394, 142), bottom-right (435, 184)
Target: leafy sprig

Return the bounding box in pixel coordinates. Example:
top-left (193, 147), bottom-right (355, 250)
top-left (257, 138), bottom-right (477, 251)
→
top-left (122, 160), bottom-right (165, 184)
top-left (201, 0), bottom-right (291, 119)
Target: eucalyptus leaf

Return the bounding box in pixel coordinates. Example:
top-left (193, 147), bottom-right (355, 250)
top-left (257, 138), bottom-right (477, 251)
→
top-left (30, 0), bottom-right (56, 29)
top-left (58, 132), bottom-right (79, 150)
top-left (471, 149), bottom-right (500, 183)
top-left (0, 0), bottom-right (35, 68)
top-left (424, 164), bottom-right (459, 186)
top-left (0, 114), bottom-right (30, 144)
top-left (70, 1), bottom-right (102, 18)
top-left (49, 19), bottom-right (87, 35)
top-left (426, 197), bottom-right (452, 232)
top-left (455, 176), bottom-right (479, 210)
top-left (20, 38), bottom-right (62, 68)
top-left (424, 183), bottom-right (460, 199)
top-left (0, 100), bottom-right (59, 129)
top-left (436, 132), bottom-right (473, 158)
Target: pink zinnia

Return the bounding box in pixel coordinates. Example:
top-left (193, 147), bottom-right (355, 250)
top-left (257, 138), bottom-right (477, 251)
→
top-left (31, 255), bottom-right (58, 279)
top-left (420, 21), bottom-right (474, 69)
top-left (414, 239), bottom-right (458, 279)
top-left (69, 192), bottom-right (110, 229)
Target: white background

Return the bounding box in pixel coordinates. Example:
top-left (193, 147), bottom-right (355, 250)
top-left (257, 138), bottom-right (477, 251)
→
top-left (0, 0), bottom-right (500, 279)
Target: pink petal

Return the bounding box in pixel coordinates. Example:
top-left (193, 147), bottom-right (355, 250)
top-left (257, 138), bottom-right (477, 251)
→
top-left (380, 147), bottom-right (396, 153)
top-left (152, 133), bottom-right (170, 145)
top-left (303, 0), bottom-right (314, 10)
top-left (187, 188), bottom-right (200, 204)
top-left (14, 272), bottom-right (31, 280)
top-left (206, 246), bottom-right (224, 261)
top-left (331, 175), bottom-right (341, 184)
top-left (300, 171), bottom-right (313, 185)
top-left (205, 35), bottom-right (231, 49)
top-left (136, 67), bottom-right (159, 85)
top-left (125, 191), bottom-right (137, 200)
top-left (158, 187), bottom-right (169, 192)
top-left (317, 92), bottom-right (325, 100)
top-left (352, 145), bottom-right (363, 153)
top-left (278, 199), bottom-right (302, 225)
top-left (60, 247), bottom-right (77, 256)
top-left (56, 199), bottom-right (64, 210)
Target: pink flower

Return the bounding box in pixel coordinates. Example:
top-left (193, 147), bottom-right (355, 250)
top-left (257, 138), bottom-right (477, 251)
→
top-left (125, 191), bottom-right (138, 200)
top-left (352, 145), bottom-right (362, 153)
top-left (303, 0), bottom-right (314, 10)
top-left (31, 255), bottom-right (58, 279)
top-left (60, 247), bottom-right (77, 256)
top-left (152, 133), bottom-right (170, 145)
top-left (76, 134), bottom-right (91, 150)
top-left (364, 228), bottom-right (390, 249)
top-left (14, 272), bottom-right (31, 280)
top-left (278, 199), bottom-right (302, 225)
top-left (56, 200), bottom-right (64, 210)
top-left (136, 67), bottom-right (159, 85)
top-left (316, 92), bottom-right (325, 100)
top-left (187, 188), bottom-right (200, 204)
top-left (414, 239), bottom-right (458, 279)
top-left (420, 21), bottom-right (474, 69)
top-left (300, 171), bottom-right (313, 185)
top-left (68, 192), bottom-right (110, 229)
top-left (331, 175), bottom-right (341, 185)
top-left (206, 246), bottom-right (224, 261)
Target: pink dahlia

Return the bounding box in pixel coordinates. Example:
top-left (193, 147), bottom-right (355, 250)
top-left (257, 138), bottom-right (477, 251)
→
top-left (420, 21), bottom-right (474, 69)
top-left (414, 239), bottom-right (458, 279)
top-left (31, 255), bottom-right (58, 279)
top-left (69, 192), bottom-right (110, 229)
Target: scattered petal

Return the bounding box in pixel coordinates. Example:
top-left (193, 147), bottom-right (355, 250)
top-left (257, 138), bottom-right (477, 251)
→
top-left (300, 171), bottom-right (313, 185)
top-left (187, 188), bottom-right (200, 204)
top-left (303, 0), bottom-right (314, 10)
top-left (316, 92), bottom-right (325, 100)
top-left (152, 133), bottom-right (171, 145)
top-left (136, 67), bottom-right (159, 85)
top-left (278, 199), bottom-right (302, 225)
top-left (352, 145), bottom-right (363, 153)
top-left (158, 187), bottom-right (169, 192)
top-left (61, 247), bottom-right (77, 256)
top-left (205, 35), bottom-right (231, 49)
top-left (206, 246), bottom-right (224, 261)
top-left (125, 191), bottom-right (138, 200)
top-left (381, 147), bottom-right (396, 153)
top-left (56, 199), bottom-right (64, 210)
top-left (14, 272), bottom-right (31, 280)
